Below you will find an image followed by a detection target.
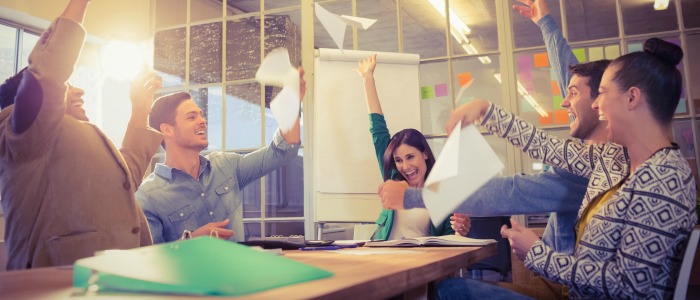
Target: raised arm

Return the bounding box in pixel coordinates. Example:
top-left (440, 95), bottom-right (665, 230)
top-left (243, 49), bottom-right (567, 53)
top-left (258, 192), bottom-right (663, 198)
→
top-left (2, 0), bottom-right (88, 160)
top-left (354, 55), bottom-right (393, 177)
top-left (513, 0), bottom-right (578, 97)
top-left (354, 54), bottom-right (382, 114)
top-left (233, 129), bottom-right (300, 189)
top-left (120, 71), bottom-right (164, 188)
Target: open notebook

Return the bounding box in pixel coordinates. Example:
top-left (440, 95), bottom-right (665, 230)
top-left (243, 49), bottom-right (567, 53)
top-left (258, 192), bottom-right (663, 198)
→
top-left (365, 235), bottom-right (496, 247)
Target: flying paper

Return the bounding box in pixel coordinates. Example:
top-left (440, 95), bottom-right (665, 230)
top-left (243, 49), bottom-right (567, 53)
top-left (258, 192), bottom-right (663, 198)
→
top-left (255, 48), bottom-right (300, 132)
top-left (423, 122), bottom-right (504, 226)
top-left (314, 3), bottom-right (377, 50)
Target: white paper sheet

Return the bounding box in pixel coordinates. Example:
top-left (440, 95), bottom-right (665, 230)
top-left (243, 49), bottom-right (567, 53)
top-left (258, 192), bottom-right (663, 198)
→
top-left (255, 48), bottom-right (300, 132)
top-left (339, 15), bottom-right (377, 29)
top-left (314, 3), bottom-right (377, 50)
top-left (330, 249), bottom-right (421, 256)
top-left (423, 123), bottom-right (504, 226)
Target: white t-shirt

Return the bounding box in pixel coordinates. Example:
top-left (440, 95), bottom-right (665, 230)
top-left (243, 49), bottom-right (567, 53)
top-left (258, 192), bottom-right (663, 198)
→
top-left (387, 208), bottom-right (431, 240)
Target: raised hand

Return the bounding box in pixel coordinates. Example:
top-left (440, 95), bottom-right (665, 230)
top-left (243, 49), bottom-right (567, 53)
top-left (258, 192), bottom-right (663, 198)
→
top-left (378, 180), bottom-right (409, 210)
top-left (130, 71), bottom-right (162, 114)
top-left (353, 54), bottom-right (377, 79)
top-left (451, 213), bottom-right (471, 236)
top-left (512, 0), bottom-right (550, 24)
top-left (191, 218), bottom-right (235, 239)
top-left (445, 99), bottom-right (490, 135)
top-left (500, 218), bottom-right (539, 261)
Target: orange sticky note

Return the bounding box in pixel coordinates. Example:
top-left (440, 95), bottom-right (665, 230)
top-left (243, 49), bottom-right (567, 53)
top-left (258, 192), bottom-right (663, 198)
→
top-left (458, 72), bottom-right (472, 87)
top-left (534, 53), bottom-right (549, 68)
top-left (539, 112), bottom-right (553, 125)
top-left (554, 110), bottom-right (568, 124)
top-left (551, 81), bottom-right (560, 95)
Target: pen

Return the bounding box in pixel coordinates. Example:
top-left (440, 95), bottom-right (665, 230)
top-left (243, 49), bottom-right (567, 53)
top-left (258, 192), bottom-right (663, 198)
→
top-left (300, 246), bottom-right (342, 251)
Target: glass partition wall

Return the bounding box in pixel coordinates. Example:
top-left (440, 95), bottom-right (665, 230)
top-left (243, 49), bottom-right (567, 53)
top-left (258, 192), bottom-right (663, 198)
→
top-left (150, 0), bottom-right (700, 237)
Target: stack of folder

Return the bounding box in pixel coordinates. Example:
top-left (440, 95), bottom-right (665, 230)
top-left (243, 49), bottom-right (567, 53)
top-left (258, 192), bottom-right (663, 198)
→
top-left (73, 237), bottom-right (333, 296)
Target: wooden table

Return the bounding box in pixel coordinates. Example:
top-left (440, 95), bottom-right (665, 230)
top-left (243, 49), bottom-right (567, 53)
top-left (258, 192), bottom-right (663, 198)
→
top-left (0, 245), bottom-right (496, 300)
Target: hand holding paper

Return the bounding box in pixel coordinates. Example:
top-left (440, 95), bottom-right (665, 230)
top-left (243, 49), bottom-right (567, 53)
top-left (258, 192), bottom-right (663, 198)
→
top-left (315, 3), bottom-right (377, 50)
top-left (422, 121), bottom-right (504, 226)
top-left (255, 48), bottom-right (301, 133)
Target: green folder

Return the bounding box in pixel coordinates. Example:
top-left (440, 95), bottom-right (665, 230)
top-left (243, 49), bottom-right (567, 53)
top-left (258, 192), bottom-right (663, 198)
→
top-left (73, 237), bottom-right (333, 296)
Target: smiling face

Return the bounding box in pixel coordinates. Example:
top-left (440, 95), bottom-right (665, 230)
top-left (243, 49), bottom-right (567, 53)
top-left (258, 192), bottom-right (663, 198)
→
top-left (169, 99), bottom-right (208, 151)
top-left (593, 65), bottom-right (629, 145)
top-left (393, 143), bottom-right (429, 188)
top-left (65, 84), bottom-right (88, 121)
top-left (560, 75), bottom-right (599, 140)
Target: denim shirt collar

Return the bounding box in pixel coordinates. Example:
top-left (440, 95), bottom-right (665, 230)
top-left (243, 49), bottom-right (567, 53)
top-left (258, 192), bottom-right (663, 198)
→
top-left (154, 155), bottom-right (211, 181)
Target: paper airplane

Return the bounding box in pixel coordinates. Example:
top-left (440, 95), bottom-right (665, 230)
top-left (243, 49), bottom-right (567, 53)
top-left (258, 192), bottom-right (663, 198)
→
top-left (314, 3), bottom-right (377, 50)
top-left (423, 122), bottom-right (504, 226)
top-left (255, 48), bottom-right (300, 132)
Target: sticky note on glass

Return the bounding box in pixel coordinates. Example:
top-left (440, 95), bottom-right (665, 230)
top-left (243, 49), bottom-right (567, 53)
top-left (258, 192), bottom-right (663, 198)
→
top-left (533, 53), bottom-right (549, 68)
top-left (434, 84), bottom-right (448, 97)
top-left (458, 72), bottom-right (472, 87)
top-left (423, 122), bottom-right (504, 226)
top-left (255, 48), bottom-right (300, 132)
top-left (421, 86), bottom-right (435, 99)
top-left (572, 48), bottom-right (586, 63)
top-left (314, 3), bottom-right (377, 50)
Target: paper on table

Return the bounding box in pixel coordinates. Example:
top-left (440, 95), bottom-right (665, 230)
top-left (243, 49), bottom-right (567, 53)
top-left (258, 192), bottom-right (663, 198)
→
top-left (314, 3), bottom-right (377, 50)
top-left (423, 122), bottom-right (504, 226)
top-left (331, 249), bottom-right (421, 256)
top-left (255, 48), bottom-right (300, 132)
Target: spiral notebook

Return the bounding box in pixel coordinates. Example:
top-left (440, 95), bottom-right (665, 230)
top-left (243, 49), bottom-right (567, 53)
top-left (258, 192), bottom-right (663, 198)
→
top-left (73, 237), bottom-right (333, 296)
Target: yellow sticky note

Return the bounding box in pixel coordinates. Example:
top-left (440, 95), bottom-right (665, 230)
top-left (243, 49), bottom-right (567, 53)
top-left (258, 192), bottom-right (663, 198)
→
top-left (589, 47), bottom-right (604, 61)
top-left (605, 45), bottom-right (620, 60)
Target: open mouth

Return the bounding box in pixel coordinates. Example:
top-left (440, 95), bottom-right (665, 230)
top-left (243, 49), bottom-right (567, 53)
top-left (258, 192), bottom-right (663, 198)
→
top-left (404, 169), bottom-right (418, 180)
top-left (195, 130), bottom-right (206, 136)
top-left (598, 114), bottom-right (607, 121)
top-left (70, 99), bottom-right (84, 108)
top-left (567, 112), bottom-right (576, 123)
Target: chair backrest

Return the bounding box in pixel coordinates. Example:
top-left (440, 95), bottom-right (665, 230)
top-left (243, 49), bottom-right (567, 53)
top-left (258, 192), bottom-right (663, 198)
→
top-left (674, 225), bottom-right (700, 300)
top-left (353, 224), bottom-right (377, 240)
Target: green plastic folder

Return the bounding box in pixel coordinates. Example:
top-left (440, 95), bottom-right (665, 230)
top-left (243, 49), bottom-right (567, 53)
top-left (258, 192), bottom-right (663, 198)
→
top-left (73, 237), bottom-right (333, 296)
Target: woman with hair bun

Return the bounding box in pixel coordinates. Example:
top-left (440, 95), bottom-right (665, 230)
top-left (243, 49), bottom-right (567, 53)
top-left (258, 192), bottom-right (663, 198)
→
top-left (443, 38), bottom-right (697, 299)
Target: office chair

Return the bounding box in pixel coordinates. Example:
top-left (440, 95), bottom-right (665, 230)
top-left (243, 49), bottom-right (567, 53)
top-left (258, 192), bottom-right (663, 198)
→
top-left (674, 225), bottom-right (700, 300)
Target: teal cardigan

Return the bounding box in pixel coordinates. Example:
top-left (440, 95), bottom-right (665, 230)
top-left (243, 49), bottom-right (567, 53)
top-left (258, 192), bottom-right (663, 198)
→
top-left (369, 113), bottom-right (455, 240)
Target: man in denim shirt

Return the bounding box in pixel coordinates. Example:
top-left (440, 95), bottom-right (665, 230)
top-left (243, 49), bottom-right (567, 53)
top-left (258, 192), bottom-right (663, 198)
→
top-left (379, 0), bottom-right (612, 298)
top-left (136, 69), bottom-right (305, 244)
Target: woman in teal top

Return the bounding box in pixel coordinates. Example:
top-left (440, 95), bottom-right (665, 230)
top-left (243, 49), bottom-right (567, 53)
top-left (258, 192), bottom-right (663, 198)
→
top-left (355, 54), bottom-right (470, 240)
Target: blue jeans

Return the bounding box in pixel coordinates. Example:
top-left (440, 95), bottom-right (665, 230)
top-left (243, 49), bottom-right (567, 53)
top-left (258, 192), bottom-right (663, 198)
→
top-left (436, 278), bottom-right (534, 300)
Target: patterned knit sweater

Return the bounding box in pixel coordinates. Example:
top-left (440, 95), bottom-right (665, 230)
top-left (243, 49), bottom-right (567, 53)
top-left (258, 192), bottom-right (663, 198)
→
top-left (480, 103), bottom-right (698, 299)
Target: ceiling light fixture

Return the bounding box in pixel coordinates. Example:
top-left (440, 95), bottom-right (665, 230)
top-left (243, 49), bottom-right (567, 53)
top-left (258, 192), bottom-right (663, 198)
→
top-left (493, 73), bottom-right (549, 118)
top-left (654, 0), bottom-right (669, 10)
top-left (426, 0), bottom-right (491, 64)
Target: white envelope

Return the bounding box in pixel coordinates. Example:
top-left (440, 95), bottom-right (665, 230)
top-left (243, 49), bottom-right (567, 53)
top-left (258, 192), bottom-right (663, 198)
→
top-left (255, 48), bottom-right (300, 132)
top-left (314, 3), bottom-right (377, 50)
top-left (423, 122), bottom-right (504, 226)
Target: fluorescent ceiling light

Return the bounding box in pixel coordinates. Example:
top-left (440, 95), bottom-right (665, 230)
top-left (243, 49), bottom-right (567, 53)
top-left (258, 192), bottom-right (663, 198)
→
top-left (494, 73), bottom-right (549, 118)
top-left (654, 0), bottom-right (669, 10)
top-left (427, 0), bottom-right (491, 64)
